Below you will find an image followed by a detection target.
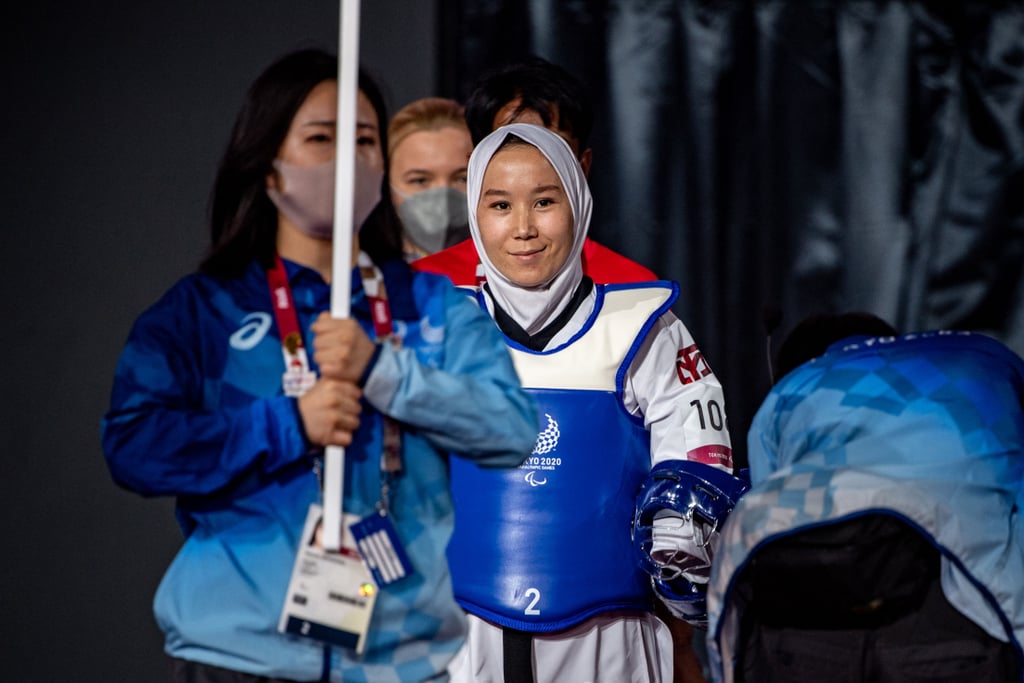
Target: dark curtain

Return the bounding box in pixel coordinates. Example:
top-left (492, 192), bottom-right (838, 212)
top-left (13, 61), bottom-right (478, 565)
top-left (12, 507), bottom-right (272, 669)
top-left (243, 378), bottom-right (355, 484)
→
top-left (442, 0), bottom-right (1024, 465)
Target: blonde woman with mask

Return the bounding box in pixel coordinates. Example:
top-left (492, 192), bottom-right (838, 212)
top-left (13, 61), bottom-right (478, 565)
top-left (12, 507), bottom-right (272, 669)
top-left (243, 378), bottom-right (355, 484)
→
top-left (388, 97), bottom-right (474, 260)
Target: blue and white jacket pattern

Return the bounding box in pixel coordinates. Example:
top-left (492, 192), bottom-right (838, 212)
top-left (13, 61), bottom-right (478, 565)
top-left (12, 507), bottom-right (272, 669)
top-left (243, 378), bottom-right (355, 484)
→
top-left (708, 331), bottom-right (1024, 682)
top-left (102, 257), bottom-right (536, 683)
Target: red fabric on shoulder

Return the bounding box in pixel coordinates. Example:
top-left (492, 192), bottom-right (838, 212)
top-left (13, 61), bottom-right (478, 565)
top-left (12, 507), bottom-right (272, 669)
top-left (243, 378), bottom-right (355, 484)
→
top-left (411, 239), bottom-right (480, 286)
top-left (581, 239), bottom-right (658, 283)
top-left (410, 237), bottom-right (657, 285)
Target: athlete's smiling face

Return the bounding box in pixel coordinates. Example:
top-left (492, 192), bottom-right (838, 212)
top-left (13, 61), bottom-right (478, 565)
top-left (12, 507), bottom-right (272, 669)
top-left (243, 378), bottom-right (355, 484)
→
top-left (476, 142), bottom-right (574, 288)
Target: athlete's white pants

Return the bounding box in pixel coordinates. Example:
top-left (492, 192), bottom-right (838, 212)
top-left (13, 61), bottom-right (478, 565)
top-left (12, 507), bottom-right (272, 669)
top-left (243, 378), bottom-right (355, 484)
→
top-left (447, 610), bottom-right (673, 683)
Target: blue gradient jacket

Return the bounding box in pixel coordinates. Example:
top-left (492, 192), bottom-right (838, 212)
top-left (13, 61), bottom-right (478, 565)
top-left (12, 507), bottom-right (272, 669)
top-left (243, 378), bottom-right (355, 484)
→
top-left (708, 330), bottom-right (1024, 682)
top-left (102, 256), bottom-right (536, 682)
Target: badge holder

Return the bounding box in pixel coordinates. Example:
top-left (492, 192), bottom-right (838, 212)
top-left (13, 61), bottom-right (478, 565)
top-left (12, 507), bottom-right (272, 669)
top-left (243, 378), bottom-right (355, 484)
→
top-left (278, 505), bottom-right (378, 654)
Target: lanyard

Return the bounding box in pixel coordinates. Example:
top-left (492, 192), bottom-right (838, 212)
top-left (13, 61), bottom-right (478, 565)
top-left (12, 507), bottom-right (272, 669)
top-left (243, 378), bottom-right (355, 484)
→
top-left (267, 253), bottom-right (404, 512)
top-left (356, 252), bottom-right (404, 512)
top-left (358, 252), bottom-right (397, 341)
top-left (267, 255), bottom-right (317, 397)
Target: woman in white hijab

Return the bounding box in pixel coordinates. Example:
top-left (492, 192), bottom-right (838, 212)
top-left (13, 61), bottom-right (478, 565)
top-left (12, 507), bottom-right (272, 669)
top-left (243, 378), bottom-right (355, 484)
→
top-left (446, 123), bottom-right (738, 682)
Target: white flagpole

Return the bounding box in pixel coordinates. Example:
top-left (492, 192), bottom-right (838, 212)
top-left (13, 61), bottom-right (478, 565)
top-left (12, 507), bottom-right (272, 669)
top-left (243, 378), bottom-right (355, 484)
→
top-left (323, 0), bottom-right (361, 552)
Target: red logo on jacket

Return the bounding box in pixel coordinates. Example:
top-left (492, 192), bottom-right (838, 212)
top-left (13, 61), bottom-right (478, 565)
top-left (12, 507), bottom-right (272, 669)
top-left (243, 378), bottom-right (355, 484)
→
top-left (676, 344), bottom-right (712, 385)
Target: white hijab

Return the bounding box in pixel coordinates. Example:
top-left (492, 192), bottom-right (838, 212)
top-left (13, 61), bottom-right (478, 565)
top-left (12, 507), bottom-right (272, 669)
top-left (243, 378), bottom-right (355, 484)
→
top-left (467, 123), bottom-right (593, 334)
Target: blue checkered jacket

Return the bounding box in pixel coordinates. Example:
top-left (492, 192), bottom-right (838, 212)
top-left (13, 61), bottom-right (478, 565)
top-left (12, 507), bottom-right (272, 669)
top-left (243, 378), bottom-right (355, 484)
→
top-left (709, 331), bottom-right (1024, 681)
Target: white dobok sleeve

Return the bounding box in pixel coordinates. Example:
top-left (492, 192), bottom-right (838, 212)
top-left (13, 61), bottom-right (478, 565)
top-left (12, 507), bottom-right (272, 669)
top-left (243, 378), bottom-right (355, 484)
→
top-left (622, 311), bottom-right (734, 471)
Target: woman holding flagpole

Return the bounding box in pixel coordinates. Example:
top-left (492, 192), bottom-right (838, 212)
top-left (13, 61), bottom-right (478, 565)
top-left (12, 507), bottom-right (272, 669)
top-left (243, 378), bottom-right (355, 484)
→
top-left (101, 49), bottom-right (536, 683)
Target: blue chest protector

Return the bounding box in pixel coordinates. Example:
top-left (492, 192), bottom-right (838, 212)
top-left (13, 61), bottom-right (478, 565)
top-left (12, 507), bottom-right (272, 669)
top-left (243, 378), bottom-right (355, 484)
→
top-left (448, 283), bottom-right (678, 632)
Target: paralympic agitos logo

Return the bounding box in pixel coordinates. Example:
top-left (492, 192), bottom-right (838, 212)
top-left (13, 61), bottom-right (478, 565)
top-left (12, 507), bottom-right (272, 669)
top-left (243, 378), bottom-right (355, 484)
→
top-left (521, 413), bottom-right (561, 487)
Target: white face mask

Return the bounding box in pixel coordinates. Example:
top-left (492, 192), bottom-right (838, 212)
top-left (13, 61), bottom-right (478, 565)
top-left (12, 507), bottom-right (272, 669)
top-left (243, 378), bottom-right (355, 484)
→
top-left (267, 157), bottom-right (383, 240)
top-left (394, 186), bottom-right (470, 255)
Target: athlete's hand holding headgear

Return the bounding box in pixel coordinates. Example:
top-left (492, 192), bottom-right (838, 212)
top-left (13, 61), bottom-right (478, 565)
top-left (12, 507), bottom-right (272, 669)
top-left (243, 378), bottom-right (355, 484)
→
top-left (632, 459), bottom-right (750, 627)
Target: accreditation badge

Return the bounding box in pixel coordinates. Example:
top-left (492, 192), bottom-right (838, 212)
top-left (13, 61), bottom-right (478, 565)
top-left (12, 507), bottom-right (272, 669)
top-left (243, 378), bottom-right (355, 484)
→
top-left (278, 505), bottom-right (378, 654)
top-left (282, 365), bottom-right (317, 397)
top-left (281, 346), bottom-right (317, 397)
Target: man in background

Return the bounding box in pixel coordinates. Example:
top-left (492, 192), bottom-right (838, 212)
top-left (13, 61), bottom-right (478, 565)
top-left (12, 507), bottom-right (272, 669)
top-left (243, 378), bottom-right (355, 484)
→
top-left (413, 56), bottom-right (657, 286)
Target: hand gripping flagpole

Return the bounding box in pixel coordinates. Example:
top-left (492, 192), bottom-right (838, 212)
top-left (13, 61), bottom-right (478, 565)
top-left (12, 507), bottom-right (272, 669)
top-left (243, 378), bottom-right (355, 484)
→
top-left (322, 0), bottom-right (361, 552)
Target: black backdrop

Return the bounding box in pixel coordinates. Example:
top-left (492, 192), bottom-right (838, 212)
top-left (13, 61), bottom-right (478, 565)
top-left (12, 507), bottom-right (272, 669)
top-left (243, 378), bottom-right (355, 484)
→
top-left (4, 0), bottom-right (1022, 679)
top-left (2, 1), bottom-right (437, 679)
top-left (446, 0), bottom-right (1024, 464)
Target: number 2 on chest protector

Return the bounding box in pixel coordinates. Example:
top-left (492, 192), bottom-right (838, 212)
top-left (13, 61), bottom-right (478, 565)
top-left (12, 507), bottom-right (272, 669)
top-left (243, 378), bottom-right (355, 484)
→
top-left (524, 588), bottom-right (541, 615)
